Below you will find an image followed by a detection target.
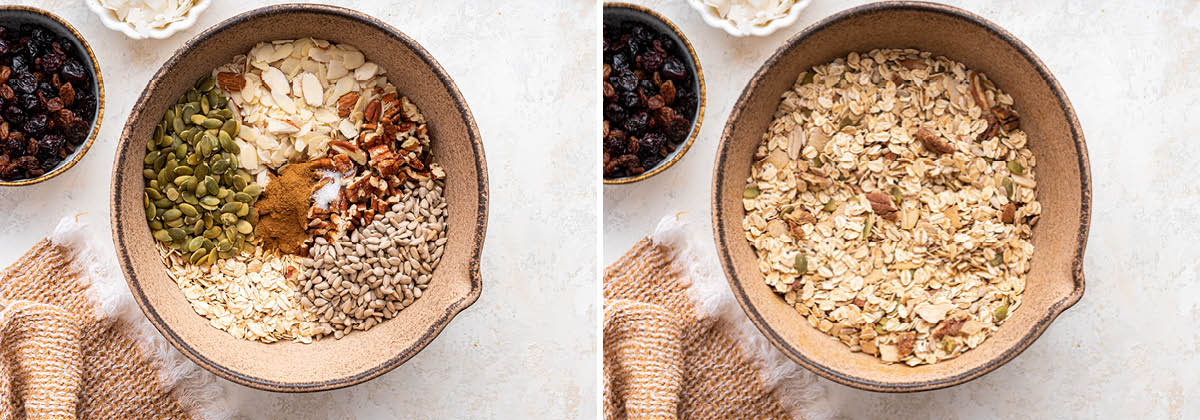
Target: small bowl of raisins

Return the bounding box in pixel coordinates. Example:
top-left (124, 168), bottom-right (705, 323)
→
top-left (0, 6), bottom-right (103, 186)
top-left (603, 3), bottom-right (705, 184)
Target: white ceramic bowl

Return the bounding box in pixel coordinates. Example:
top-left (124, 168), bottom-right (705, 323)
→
top-left (687, 0), bottom-right (811, 37)
top-left (85, 0), bottom-right (210, 40)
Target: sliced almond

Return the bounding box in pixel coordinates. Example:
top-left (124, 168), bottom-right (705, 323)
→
top-left (301, 73), bottom-right (323, 107)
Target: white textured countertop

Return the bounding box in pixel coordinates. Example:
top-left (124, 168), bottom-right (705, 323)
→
top-left (605, 0), bottom-right (1198, 418)
top-left (0, 0), bottom-right (596, 418)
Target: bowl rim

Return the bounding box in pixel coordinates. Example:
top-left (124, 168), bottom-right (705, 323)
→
top-left (0, 5), bottom-right (105, 187)
top-left (602, 2), bottom-right (706, 185)
top-left (110, 3), bottom-right (488, 392)
top-left (710, 0), bottom-right (1091, 392)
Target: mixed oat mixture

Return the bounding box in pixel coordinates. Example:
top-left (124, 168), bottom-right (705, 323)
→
top-left (742, 49), bottom-right (1040, 365)
top-left (147, 38), bottom-right (447, 343)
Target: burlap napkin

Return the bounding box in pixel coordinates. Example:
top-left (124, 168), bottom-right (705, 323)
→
top-left (604, 215), bottom-right (833, 420)
top-left (0, 216), bottom-right (229, 420)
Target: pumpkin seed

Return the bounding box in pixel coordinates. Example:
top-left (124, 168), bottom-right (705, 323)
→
top-left (143, 76), bottom-right (266, 264)
top-left (794, 254), bottom-right (807, 273)
top-left (1006, 160), bottom-right (1025, 175)
top-left (243, 184), bottom-right (264, 199)
top-left (993, 303), bottom-right (1009, 323)
top-left (178, 203), bottom-right (199, 217)
top-left (236, 220), bottom-right (253, 234)
top-left (743, 185), bottom-right (760, 199)
top-left (823, 201), bottom-right (837, 212)
top-left (162, 209), bottom-right (182, 221)
top-left (153, 229), bottom-right (172, 242)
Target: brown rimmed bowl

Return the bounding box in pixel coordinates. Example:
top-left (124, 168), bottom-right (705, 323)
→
top-left (711, 1), bottom-right (1090, 392)
top-left (602, 2), bottom-right (705, 184)
top-left (110, 4), bottom-right (487, 392)
top-left (0, 6), bottom-right (104, 187)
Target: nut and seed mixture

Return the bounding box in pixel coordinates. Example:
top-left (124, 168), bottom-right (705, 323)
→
top-left (297, 179), bottom-right (446, 339)
top-left (146, 38), bottom-right (448, 344)
top-left (742, 49), bottom-right (1041, 365)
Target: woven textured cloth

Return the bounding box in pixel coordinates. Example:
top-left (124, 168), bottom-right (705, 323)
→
top-left (0, 218), bottom-right (228, 420)
top-left (603, 216), bottom-right (832, 420)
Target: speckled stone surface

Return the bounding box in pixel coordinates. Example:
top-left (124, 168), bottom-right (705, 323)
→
top-left (605, 0), bottom-right (1198, 418)
top-left (0, 0), bottom-right (595, 418)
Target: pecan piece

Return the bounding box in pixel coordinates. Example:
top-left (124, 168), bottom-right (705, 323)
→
top-left (797, 170), bottom-right (831, 190)
top-left (896, 332), bottom-right (916, 357)
top-left (859, 328), bottom-right (879, 356)
top-left (364, 99), bottom-right (381, 123)
top-left (933, 317), bottom-right (966, 340)
top-left (866, 192), bottom-right (899, 221)
top-left (330, 140), bottom-right (367, 165)
top-left (336, 92), bottom-right (360, 118)
top-left (899, 58), bottom-right (926, 70)
top-left (216, 72), bottom-right (245, 92)
top-left (1001, 202), bottom-right (1016, 224)
top-left (991, 106), bottom-right (1020, 132)
top-left (976, 112), bottom-right (1000, 142)
top-left (916, 128), bottom-right (955, 154)
top-left (968, 70), bottom-right (989, 109)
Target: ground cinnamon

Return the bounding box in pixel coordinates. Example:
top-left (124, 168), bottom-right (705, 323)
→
top-left (256, 159), bottom-right (329, 254)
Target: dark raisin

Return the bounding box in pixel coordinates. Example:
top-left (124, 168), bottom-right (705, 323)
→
top-left (667, 115), bottom-right (691, 141)
top-left (11, 55), bottom-right (28, 74)
top-left (612, 52), bottom-right (630, 73)
top-left (22, 113), bottom-right (47, 136)
top-left (0, 38), bottom-right (7, 56)
top-left (604, 135), bottom-right (627, 155)
top-left (619, 91), bottom-right (641, 108)
top-left (36, 133), bottom-right (64, 159)
top-left (38, 53), bottom-right (63, 73)
top-left (11, 72), bottom-right (37, 94)
top-left (639, 79), bottom-right (658, 97)
top-left (18, 93), bottom-right (38, 111)
top-left (658, 37), bottom-right (676, 52)
top-left (16, 155), bottom-right (38, 170)
top-left (38, 81), bottom-right (55, 96)
top-left (30, 27), bottom-right (53, 45)
top-left (640, 155), bottom-right (662, 170)
top-left (623, 111), bottom-right (649, 134)
top-left (604, 103), bottom-right (626, 124)
top-left (61, 59), bottom-right (86, 82)
top-left (65, 118), bottom-right (89, 143)
top-left (625, 36), bottom-right (643, 56)
top-left (662, 57), bottom-right (686, 80)
top-left (640, 133), bottom-right (666, 155)
top-left (3, 105), bottom-right (23, 123)
top-left (616, 70), bottom-right (638, 92)
top-left (39, 155), bottom-right (61, 171)
top-left (4, 137), bottom-right (22, 156)
top-left (641, 50), bottom-right (664, 72)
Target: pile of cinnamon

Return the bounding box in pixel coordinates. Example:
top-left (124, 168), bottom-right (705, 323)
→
top-left (256, 159), bottom-right (332, 255)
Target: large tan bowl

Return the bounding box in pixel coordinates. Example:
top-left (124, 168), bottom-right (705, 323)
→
top-left (711, 2), bottom-right (1090, 392)
top-left (110, 4), bottom-right (487, 392)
